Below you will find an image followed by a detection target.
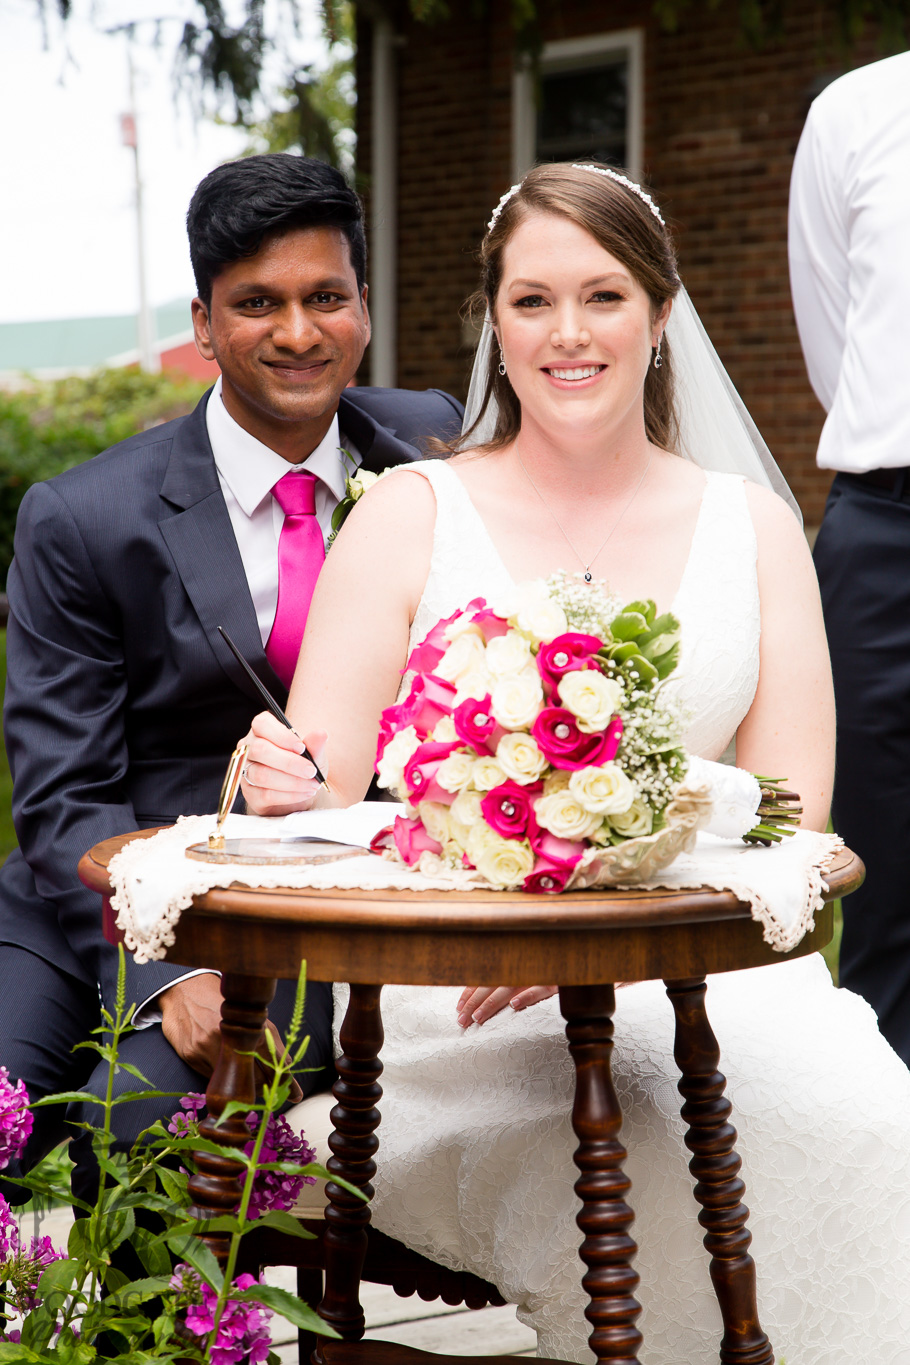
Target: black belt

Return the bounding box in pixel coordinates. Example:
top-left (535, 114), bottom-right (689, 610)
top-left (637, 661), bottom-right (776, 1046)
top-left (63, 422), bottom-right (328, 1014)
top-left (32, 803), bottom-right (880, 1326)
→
top-left (841, 467), bottom-right (910, 500)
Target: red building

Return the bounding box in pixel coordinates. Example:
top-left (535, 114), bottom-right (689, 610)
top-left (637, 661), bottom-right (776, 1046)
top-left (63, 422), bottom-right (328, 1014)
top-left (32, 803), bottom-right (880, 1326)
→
top-left (354, 0), bottom-right (889, 525)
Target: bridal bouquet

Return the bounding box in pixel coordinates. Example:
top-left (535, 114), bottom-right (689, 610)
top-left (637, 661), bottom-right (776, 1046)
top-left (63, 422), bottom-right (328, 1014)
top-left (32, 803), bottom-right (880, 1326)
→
top-left (372, 574), bottom-right (801, 893)
top-left (374, 575), bottom-right (707, 892)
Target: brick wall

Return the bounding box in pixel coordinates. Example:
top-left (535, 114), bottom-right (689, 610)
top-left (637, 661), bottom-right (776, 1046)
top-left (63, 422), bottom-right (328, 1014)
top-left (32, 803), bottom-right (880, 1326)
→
top-left (356, 0), bottom-right (885, 524)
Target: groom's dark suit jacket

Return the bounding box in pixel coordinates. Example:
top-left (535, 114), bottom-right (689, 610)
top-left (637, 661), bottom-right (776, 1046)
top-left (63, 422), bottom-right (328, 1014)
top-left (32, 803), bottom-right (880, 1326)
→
top-left (0, 386), bottom-right (462, 1013)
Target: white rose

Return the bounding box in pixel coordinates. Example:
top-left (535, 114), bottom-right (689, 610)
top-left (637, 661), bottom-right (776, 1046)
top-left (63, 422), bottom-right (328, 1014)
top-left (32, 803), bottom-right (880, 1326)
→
top-left (496, 732), bottom-right (548, 785)
top-left (519, 596), bottom-right (568, 644)
top-left (534, 790), bottom-right (603, 841)
top-left (444, 613), bottom-right (484, 643)
top-left (490, 668), bottom-right (544, 730)
top-left (454, 668), bottom-right (496, 704)
top-left (437, 748), bottom-right (476, 794)
top-left (451, 787), bottom-right (484, 827)
top-left (465, 817), bottom-right (502, 865)
top-left (473, 834), bottom-right (535, 890)
top-left (609, 799), bottom-right (654, 838)
top-left (376, 725), bottom-right (420, 796)
top-left (543, 768), bottom-right (572, 795)
top-left (557, 671), bottom-right (623, 733)
top-left (569, 763), bottom-right (636, 815)
top-left (436, 632), bottom-right (488, 683)
top-left (349, 468), bottom-right (380, 500)
top-left (419, 801), bottom-right (454, 846)
top-left (485, 631), bottom-right (532, 677)
top-left (432, 715), bottom-right (457, 743)
top-left (472, 756), bottom-right (507, 791)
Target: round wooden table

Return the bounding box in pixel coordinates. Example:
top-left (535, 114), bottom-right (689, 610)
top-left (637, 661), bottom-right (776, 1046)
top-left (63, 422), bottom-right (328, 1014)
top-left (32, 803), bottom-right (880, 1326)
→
top-left (79, 834), bottom-right (863, 1365)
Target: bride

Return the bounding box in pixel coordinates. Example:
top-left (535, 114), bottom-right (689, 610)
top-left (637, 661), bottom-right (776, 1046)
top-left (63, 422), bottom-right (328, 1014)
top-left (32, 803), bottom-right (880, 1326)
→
top-left (241, 163), bottom-right (910, 1363)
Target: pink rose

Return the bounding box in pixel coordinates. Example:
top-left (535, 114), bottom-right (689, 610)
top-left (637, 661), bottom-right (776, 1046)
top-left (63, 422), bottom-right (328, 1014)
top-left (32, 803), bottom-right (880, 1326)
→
top-left (453, 694), bottom-right (503, 753)
top-left (391, 815), bottom-right (443, 866)
top-left (467, 603), bottom-right (511, 643)
top-left (524, 829), bottom-right (584, 894)
top-left (531, 708), bottom-right (624, 770)
top-left (481, 781), bottom-right (541, 840)
top-left (395, 673), bottom-right (458, 739)
top-left (403, 740), bottom-right (460, 804)
top-left (405, 608), bottom-right (467, 674)
top-left (536, 633), bottom-right (605, 691)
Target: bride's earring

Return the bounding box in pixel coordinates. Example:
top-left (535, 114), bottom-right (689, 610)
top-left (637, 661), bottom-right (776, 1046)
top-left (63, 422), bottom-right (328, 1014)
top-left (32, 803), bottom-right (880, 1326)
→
top-left (498, 345), bottom-right (507, 377)
top-left (653, 336), bottom-right (663, 370)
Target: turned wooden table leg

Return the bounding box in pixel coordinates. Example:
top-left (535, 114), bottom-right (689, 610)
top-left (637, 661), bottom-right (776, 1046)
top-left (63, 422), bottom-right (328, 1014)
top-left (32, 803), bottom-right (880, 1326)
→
top-left (559, 984), bottom-right (643, 1365)
top-left (187, 973), bottom-right (276, 1265)
top-left (313, 983), bottom-right (384, 1362)
top-left (664, 977), bottom-right (773, 1365)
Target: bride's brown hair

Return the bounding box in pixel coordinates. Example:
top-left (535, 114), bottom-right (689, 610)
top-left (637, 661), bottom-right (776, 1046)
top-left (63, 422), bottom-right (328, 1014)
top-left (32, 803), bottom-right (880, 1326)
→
top-left (456, 162), bottom-right (681, 455)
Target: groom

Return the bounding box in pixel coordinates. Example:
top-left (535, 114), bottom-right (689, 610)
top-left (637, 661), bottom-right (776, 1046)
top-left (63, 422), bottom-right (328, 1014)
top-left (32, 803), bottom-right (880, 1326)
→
top-left (0, 152), bottom-right (461, 1194)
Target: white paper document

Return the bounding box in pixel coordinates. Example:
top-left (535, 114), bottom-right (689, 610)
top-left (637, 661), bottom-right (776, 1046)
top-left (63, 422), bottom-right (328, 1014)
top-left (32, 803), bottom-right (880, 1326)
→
top-left (279, 801), bottom-right (405, 848)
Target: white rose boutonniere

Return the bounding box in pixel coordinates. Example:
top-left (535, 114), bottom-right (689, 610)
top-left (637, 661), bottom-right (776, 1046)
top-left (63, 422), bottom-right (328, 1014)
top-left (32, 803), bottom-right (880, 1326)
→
top-left (327, 456), bottom-right (396, 548)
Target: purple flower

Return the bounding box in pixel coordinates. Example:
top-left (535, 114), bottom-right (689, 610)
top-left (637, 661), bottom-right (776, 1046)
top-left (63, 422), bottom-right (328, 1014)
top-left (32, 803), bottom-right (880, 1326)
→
top-left (0, 1193), bottom-right (20, 1261)
top-left (0, 1067), bottom-right (33, 1170)
top-left (180, 1270), bottom-right (273, 1365)
top-left (17, 1235), bottom-right (66, 1311)
top-left (244, 1113), bottom-right (316, 1219)
top-left (167, 1092), bottom-right (207, 1137)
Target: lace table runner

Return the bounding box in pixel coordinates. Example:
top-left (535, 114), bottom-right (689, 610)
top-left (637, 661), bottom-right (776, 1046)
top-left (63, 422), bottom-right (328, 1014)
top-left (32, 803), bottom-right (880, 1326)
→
top-left (107, 810), bottom-right (844, 964)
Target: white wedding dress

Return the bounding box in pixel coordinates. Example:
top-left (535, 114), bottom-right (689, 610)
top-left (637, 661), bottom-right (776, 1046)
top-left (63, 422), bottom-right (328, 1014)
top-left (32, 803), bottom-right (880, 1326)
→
top-left (337, 461), bottom-right (910, 1364)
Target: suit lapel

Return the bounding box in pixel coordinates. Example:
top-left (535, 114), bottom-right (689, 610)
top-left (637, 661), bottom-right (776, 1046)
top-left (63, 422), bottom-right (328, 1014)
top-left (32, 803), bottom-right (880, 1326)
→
top-left (157, 394), bottom-right (287, 706)
top-left (338, 393), bottom-right (424, 472)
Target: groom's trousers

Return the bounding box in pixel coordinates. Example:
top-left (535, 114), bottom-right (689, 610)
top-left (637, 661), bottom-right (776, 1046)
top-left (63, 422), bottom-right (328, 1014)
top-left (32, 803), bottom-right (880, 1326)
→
top-left (0, 943), bottom-right (334, 1205)
top-left (814, 470), bottom-right (910, 1067)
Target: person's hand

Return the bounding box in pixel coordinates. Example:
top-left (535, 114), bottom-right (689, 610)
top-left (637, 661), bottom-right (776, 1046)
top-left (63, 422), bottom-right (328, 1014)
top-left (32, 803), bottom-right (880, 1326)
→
top-left (456, 985), bottom-right (558, 1028)
top-left (240, 711), bottom-right (327, 817)
top-left (159, 974), bottom-right (303, 1102)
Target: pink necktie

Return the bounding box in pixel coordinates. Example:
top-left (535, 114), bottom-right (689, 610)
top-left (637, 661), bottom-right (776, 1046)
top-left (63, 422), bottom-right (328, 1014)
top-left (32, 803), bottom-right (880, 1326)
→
top-left (265, 469), bottom-right (325, 689)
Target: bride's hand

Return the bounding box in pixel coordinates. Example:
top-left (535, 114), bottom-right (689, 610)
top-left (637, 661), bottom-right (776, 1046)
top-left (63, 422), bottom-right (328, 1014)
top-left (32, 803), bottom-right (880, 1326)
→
top-left (456, 984), bottom-right (558, 1028)
top-left (240, 711), bottom-right (327, 816)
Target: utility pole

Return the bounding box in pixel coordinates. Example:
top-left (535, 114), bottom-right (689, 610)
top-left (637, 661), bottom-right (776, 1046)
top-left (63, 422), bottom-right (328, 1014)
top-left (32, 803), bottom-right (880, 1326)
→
top-left (121, 45), bottom-right (159, 373)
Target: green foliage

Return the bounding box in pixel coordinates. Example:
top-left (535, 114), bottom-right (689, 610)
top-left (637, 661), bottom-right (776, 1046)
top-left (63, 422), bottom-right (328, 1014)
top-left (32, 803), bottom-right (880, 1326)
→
top-left (1, 949), bottom-right (344, 1358)
top-left (0, 368), bottom-right (207, 588)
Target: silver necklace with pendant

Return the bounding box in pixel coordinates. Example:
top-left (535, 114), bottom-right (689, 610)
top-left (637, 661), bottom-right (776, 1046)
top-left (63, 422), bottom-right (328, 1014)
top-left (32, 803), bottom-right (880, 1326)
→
top-left (515, 446), bottom-right (654, 582)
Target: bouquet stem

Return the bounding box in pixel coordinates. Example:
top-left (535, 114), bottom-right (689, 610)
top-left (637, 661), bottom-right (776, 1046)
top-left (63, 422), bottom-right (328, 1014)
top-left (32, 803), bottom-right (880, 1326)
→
top-left (743, 777), bottom-right (803, 845)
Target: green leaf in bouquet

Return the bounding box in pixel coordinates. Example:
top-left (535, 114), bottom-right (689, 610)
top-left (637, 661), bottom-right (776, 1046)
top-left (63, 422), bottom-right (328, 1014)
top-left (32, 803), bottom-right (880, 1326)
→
top-left (35, 1254), bottom-right (79, 1310)
top-left (155, 1164), bottom-right (190, 1207)
top-left (67, 1217), bottom-right (92, 1262)
top-left (164, 1232), bottom-right (224, 1290)
top-left (186, 1213), bottom-right (245, 1236)
top-left (619, 598), bottom-right (656, 625)
top-left (231, 1282), bottom-right (340, 1335)
top-left (609, 611), bottom-right (650, 641)
top-left (650, 642), bottom-right (680, 679)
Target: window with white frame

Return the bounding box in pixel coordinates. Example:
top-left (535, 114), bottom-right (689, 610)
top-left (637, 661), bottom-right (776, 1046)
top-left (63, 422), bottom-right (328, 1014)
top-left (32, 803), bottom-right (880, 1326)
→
top-left (512, 31), bottom-right (644, 182)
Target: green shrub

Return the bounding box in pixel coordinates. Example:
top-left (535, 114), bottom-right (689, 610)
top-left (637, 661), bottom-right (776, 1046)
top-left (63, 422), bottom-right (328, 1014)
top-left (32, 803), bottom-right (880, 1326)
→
top-left (0, 368), bottom-right (209, 586)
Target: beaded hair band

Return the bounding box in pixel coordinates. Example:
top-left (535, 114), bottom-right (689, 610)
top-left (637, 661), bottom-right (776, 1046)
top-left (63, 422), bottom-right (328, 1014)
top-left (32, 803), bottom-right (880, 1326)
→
top-left (487, 163), bottom-right (666, 231)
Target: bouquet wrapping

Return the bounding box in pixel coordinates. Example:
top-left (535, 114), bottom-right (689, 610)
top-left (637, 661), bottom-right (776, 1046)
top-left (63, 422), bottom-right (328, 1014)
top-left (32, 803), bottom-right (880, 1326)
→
top-left (372, 574), bottom-right (737, 893)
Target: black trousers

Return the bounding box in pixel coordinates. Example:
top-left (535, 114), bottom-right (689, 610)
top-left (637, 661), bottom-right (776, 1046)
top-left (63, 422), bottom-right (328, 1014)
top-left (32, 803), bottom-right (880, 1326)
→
top-left (0, 945), bottom-right (335, 1205)
top-left (814, 473), bottom-right (910, 1066)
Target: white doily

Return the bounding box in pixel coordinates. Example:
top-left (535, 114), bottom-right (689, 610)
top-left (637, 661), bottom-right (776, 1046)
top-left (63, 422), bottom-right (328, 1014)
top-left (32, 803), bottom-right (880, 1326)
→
top-left (109, 809), bottom-right (844, 965)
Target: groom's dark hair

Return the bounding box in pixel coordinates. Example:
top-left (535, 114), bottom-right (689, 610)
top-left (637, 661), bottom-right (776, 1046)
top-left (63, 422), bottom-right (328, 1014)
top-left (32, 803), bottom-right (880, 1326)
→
top-left (187, 153), bottom-right (366, 305)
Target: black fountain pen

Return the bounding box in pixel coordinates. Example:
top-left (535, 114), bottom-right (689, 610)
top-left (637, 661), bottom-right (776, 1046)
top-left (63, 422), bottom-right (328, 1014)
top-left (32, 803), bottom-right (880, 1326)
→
top-left (217, 625), bottom-right (328, 787)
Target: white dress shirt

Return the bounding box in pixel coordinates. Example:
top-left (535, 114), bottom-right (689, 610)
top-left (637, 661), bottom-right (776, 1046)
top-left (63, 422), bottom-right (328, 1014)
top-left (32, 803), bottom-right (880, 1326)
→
top-left (135, 378), bottom-right (361, 1026)
top-left (206, 375), bottom-right (360, 643)
top-left (788, 52), bottom-right (910, 472)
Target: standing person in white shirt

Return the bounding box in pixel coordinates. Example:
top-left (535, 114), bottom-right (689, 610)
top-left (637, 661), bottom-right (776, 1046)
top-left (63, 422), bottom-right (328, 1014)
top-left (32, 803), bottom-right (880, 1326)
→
top-left (789, 52), bottom-right (910, 1065)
